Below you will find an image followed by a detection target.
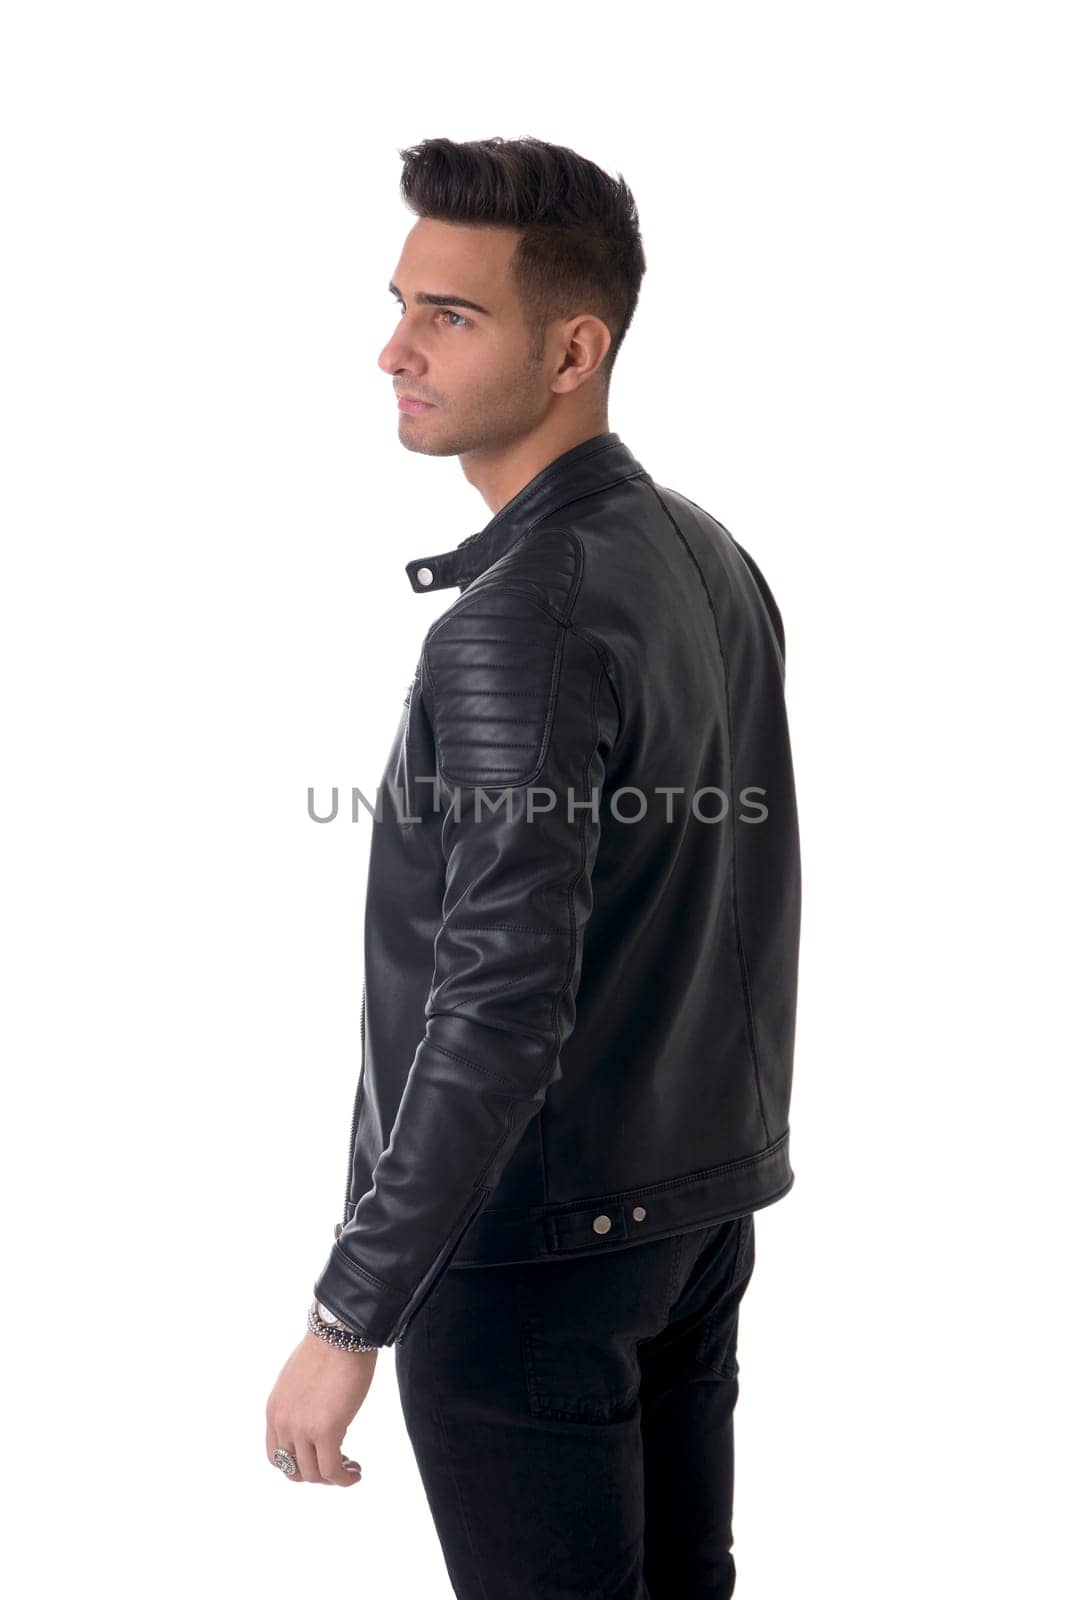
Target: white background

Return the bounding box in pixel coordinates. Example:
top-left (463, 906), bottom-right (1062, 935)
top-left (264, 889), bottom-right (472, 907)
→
top-left (2, 2), bottom-right (1063, 1594)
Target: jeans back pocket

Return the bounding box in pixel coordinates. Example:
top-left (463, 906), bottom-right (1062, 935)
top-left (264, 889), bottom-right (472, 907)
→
top-left (515, 1240), bottom-right (677, 1424)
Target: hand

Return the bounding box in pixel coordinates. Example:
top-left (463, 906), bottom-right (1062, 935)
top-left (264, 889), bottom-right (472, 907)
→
top-left (265, 1329), bottom-right (379, 1485)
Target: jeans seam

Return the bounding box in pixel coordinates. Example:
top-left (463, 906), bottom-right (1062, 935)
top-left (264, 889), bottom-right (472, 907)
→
top-left (697, 1217), bottom-right (749, 1376)
top-left (427, 1287), bottom-right (491, 1600)
top-left (665, 1229), bottom-right (686, 1309)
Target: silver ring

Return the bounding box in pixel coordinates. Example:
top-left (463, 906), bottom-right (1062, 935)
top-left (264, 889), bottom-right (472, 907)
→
top-left (273, 1447), bottom-right (299, 1477)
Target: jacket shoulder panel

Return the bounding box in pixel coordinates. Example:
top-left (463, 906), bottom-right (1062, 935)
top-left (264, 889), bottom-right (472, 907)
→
top-left (423, 584), bottom-right (570, 790)
top-left (459, 526), bottom-right (583, 621)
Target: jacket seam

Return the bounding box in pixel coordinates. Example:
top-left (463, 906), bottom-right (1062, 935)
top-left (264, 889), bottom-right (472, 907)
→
top-left (544, 643), bottom-right (605, 1200)
top-left (560, 526), bottom-right (626, 734)
top-left (515, 525), bottom-right (627, 735)
top-left (329, 1248), bottom-right (400, 1295)
top-left (644, 481), bottom-right (770, 1142)
top-left (661, 489), bottom-right (787, 674)
top-left (482, 1127), bottom-right (792, 1216)
top-left (418, 1040), bottom-right (522, 1092)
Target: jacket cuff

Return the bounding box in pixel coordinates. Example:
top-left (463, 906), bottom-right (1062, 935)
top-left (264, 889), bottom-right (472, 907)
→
top-left (312, 1244), bottom-right (411, 1347)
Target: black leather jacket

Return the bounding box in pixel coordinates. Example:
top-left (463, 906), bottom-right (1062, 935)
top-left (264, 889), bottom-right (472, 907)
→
top-left (313, 432), bottom-right (801, 1346)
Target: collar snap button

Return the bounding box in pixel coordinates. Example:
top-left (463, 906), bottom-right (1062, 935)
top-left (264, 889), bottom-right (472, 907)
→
top-left (415, 566), bottom-right (434, 586)
top-left (592, 1214), bottom-right (612, 1235)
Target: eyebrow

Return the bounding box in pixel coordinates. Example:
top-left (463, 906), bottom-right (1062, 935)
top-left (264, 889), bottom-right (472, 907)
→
top-left (389, 281), bottom-right (493, 316)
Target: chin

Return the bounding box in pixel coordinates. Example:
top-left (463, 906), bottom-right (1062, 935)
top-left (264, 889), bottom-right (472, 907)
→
top-left (396, 427), bottom-right (459, 459)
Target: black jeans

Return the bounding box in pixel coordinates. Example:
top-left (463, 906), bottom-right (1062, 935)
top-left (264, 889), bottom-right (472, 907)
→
top-left (394, 1211), bottom-right (756, 1600)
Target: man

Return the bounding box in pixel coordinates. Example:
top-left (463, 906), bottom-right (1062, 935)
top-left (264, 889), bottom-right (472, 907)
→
top-left (266, 136), bottom-right (801, 1600)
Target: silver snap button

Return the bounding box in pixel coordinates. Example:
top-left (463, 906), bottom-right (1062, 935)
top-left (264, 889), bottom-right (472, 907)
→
top-left (416, 566), bottom-right (434, 586)
top-left (632, 1206), bottom-right (647, 1221)
top-left (592, 1214), bottom-right (612, 1235)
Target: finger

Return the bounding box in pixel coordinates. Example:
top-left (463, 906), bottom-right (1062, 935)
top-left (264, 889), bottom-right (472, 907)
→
top-left (293, 1438), bottom-right (323, 1485)
top-left (314, 1436), bottom-right (361, 1488)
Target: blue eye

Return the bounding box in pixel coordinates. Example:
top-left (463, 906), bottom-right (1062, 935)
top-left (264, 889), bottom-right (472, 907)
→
top-left (391, 301), bottom-right (471, 330)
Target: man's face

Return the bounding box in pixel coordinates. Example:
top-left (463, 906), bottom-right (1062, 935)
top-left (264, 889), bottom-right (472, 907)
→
top-left (378, 217), bottom-right (553, 457)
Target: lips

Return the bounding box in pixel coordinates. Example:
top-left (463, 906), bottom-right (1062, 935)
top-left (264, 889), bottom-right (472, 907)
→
top-left (397, 394), bottom-right (435, 412)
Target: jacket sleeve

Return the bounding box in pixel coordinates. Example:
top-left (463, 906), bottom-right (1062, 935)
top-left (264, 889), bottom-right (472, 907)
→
top-left (312, 587), bottom-right (618, 1345)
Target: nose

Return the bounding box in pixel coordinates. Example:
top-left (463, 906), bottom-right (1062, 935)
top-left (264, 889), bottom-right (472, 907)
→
top-left (378, 323), bottom-right (426, 379)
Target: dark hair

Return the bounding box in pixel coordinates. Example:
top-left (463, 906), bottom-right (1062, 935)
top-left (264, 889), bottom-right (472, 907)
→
top-left (396, 136), bottom-right (646, 391)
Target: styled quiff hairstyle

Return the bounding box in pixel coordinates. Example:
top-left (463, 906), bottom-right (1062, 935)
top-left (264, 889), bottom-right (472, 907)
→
top-left (396, 136), bottom-right (646, 391)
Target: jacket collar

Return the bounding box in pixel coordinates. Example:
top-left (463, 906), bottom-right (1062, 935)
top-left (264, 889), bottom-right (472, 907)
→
top-left (405, 431), bottom-right (647, 594)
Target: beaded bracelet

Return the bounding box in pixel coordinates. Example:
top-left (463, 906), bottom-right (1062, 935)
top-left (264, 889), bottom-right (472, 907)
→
top-left (307, 1302), bottom-right (382, 1354)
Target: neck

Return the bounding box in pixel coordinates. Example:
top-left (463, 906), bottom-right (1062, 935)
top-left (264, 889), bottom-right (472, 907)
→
top-left (460, 414), bottom-right (612, 516)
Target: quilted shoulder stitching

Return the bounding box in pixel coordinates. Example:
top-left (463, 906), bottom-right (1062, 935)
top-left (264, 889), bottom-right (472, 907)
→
top-left (424, 587), bottom-right (566, 790)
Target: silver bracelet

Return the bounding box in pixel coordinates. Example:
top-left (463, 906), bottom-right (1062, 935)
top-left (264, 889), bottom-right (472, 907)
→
top-left (307, 1301), bottom-right (382, 1353)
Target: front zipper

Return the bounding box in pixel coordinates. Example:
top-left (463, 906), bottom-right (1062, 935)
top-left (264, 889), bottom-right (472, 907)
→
top-left (341, 980), bottom-right (367, 1226)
